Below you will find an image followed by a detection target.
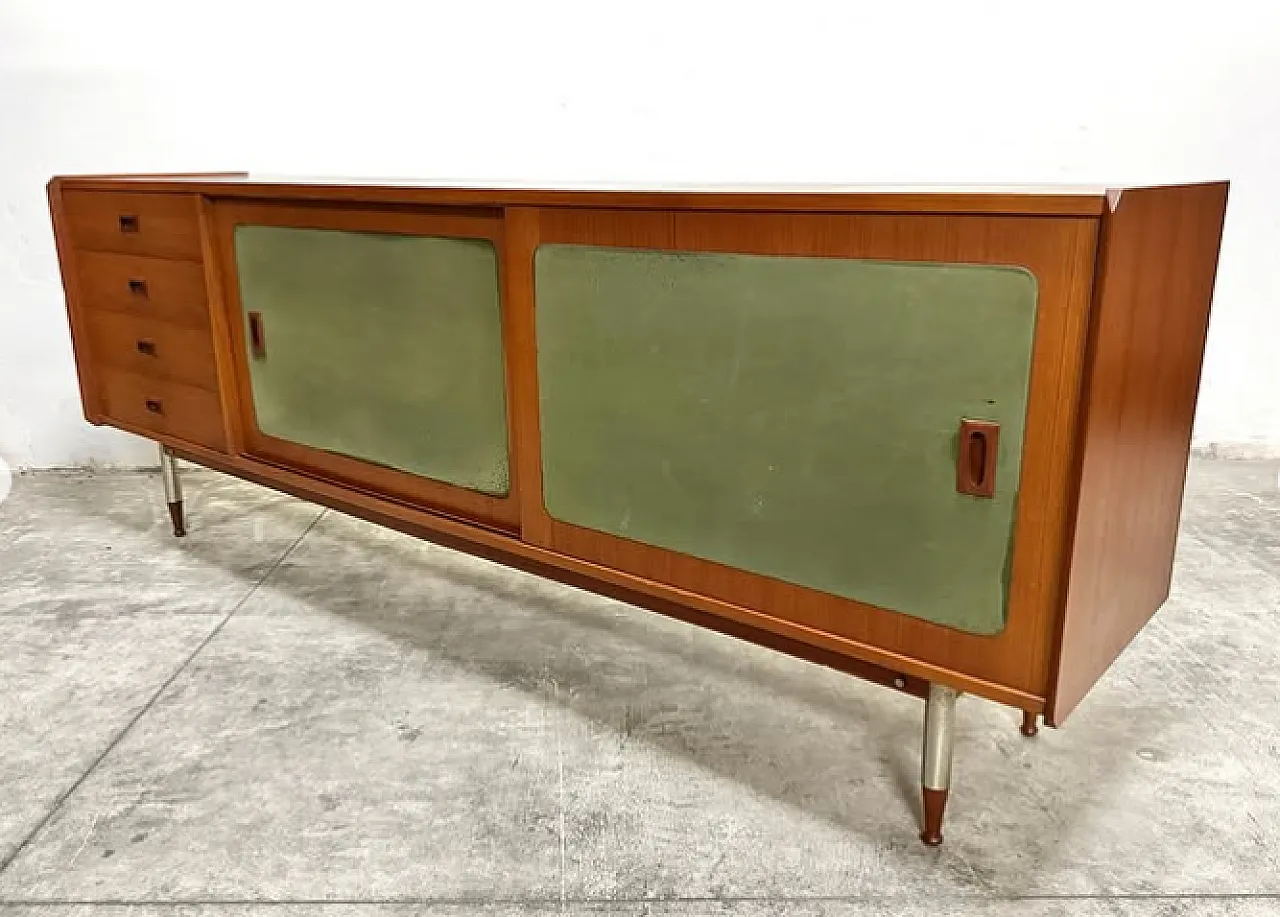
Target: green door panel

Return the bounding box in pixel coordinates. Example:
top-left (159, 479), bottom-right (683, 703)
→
top-left (234, 225), bottom-right (510, 496)
top-left (534, 245), bottom-right (1039, 635)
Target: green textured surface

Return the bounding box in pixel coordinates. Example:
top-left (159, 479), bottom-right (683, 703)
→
top-left (235, 225), bottom-right (510, 496)
top-left (535, 245), bottom-right (1039, 635)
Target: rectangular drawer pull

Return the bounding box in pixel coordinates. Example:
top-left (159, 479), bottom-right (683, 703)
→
top-left (136, 339), bottom-right (157, 356)
top-left (144, 398), bottom-right (163, 414)
top-left (118, 213), bottom-right (140, 233)
top-left (127, 278), bottom-right (148, 297)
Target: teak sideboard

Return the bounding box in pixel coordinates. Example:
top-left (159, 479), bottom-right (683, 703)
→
top-left (48, 174), bottom-right (1230, 845)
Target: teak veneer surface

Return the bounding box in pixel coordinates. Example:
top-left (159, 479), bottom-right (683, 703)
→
top-left (46, 175), bottom-right (1230, 725)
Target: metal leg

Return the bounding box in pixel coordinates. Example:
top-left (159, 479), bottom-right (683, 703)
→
top-left (1020, 710), bottom-right (1040, 737)
top-left (920, 682), bottom-right (959, 846)
top-left (159, 444), bottom-right (186, 537)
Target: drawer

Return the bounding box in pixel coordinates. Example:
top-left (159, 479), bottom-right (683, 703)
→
top-left (63, 190), bottom-right (203, 261)
top-left (99, 369), bottom-right (227, 451)
top-left (85, 310), bottom-right (219, 390)
top-left (76, 250), bottom-right (209, 328)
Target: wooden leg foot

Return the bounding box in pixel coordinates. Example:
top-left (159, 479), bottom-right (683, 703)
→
top-left (1020, 710), bottom-right (1039, 737)
top-left (168, 500), bottom-right (186, 538)
top-left (920, 786), bottom-right (948, 846)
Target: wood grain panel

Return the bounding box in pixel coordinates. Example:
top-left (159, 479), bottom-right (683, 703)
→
top-left (76, 250), bottom-right (210, 328)
top-left (47, 179), bottom-right (104, 422)
top-left (501, 208), bottom-right (543, 539)
top-left (198, 195), bottom-right (247, 454)
top-left (520, 208), bottom-right (1101, 699)
top-left (98, 369), bottom-right (227, 451)
top-left (83, 309), bottom-right (219, 390)
top-left (62, 190), bottom-right (203, 261)
top-left (1048, 182), bottom-right (1230, 725)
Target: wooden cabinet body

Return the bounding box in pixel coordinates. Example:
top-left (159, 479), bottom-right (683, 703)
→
top-left (49, 175), bottom-right (1229, 728)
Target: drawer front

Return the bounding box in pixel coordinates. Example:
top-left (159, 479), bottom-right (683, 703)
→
top-left (85, 310), bottom-right (218, 390)
top-left (76, 250), bottom-right (210, 328)
top-left (63, 190), bottom-right (203, 261)
top-left (99, 369), bottom-right (227, 450)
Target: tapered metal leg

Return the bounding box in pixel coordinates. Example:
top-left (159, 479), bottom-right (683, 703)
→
top-left (1020, 710), bottom-right (1039, 737)
top-left (920, 683), bottom-right (959, 846)
top-left (159, 445), bottom-right (185, 537)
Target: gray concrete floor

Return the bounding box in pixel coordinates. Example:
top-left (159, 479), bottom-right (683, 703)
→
top-left (0, 459), bottom-right (1277, 917)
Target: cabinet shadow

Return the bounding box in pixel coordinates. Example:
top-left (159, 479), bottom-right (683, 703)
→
top-left (41, 467), bottom-right (1177, 888)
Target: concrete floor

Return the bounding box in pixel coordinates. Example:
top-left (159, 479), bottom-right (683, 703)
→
top-left (0, 459), bottom-right (1277, 917)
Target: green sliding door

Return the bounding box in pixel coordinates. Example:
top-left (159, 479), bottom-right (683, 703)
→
top-left (234, 225), bottom-right (510, 496)
top-left (534, 245), bottom-right (1039, 635)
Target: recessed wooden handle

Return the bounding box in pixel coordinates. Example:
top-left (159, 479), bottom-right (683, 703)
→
top-left (956, 419), bottom-right (999, 498)
top-left (127, 278), bottom-right (148, 297)
top-left (144, 398), bottom-right (163, 414)
top-left (136, 339), bottom-right (157, 356)
top-left (247, 311), bottom-right (266, 359)
top-left (118, 213), bottom-right (140, 234)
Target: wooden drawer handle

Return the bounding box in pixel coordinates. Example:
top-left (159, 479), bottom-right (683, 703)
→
top-left (248, 311), bottom-right (266, 359)
top-left (136, 339), bottom-right (157, 356)
top-left (127, 278), bottom-right (148, 297)
top-left (118, 213), bottom-right (140, 234)
top-left (956, 419), bottom-right (999, 498)
top-left (144, 398), bottom-right (164, 415)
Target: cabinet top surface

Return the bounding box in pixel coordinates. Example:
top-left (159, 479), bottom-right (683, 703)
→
top-left (50, 173), bottom-right (1225, 217)
top-left (47, 173), bottom-right (1158, 216)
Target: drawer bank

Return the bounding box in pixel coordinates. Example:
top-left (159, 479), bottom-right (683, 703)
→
top-left (48, 174), bottom-right (1230, 845)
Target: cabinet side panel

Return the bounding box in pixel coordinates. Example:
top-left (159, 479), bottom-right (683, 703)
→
top-left (47, 178), bottom-right (104, 422)
top-left (1049, 182), bottom-right (1229, 725)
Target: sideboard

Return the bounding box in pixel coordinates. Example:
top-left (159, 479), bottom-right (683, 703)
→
top-left (48, 174), bottom-right (1229, 845)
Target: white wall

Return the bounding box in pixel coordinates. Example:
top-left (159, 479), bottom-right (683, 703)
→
top-left (2, 1), bottom-right (1278, 468)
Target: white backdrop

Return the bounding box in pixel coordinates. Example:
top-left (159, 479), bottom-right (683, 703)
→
top-left (2, 1), bottom-right (1277, 468)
